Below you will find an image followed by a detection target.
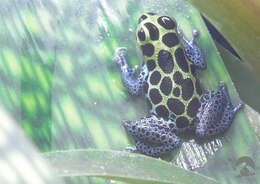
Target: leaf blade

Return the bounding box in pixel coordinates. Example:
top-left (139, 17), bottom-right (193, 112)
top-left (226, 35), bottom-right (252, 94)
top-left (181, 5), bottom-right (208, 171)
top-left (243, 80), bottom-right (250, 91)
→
top-left (43, 149), bottom-right (220, 184)
top-left (187, 0), bottom-right (260, 81)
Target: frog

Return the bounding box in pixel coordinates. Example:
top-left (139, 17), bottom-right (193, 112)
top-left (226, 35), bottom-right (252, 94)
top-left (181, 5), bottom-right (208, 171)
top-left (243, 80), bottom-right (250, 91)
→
top-left (113, 12), bottom-right (244, 157)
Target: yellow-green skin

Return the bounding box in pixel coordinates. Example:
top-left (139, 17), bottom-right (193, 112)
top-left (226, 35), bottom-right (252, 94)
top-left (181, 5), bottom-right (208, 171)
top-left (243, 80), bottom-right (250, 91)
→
top-left (136, 13), bottom-right (202, 128)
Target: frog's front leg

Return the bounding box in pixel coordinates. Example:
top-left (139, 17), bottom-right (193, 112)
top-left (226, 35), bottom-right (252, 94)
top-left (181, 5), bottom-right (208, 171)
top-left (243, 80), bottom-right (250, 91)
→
top-left (113, 47), bottom-right (148, 95)
top-left (195, 82), bottom-right (244, 138)
top-left (177, 28), bottom-right (206, 69)
top-left (122, 116), bottom-right (180, 157)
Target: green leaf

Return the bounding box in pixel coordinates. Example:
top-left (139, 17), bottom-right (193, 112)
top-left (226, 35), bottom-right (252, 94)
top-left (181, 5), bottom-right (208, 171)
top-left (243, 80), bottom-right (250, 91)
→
top-left (244, 105), bottom-right (260, 143)
top-left (215, 41), bottom-right (260, 112)
top-left (187, 0), bottom-right (260, 82)
top-left (0, 107), bottom-right (64, 184)
top-left (42, 149), bottom-right (219, 184)
top-left (1, 0), bottom-right (260, 184)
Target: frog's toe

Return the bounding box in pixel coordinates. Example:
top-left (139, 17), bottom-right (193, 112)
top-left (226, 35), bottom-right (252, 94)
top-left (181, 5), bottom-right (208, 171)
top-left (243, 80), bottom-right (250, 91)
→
top-left (113, 47), bottom-right (127, 67)
top-left (233, 101), bottom-right (244, 113)
top-left (125, 146), bottom-right (138, 153)
top-left (192, 29), bottom-right (199, 37)
top-left (218, 81), bottom-right (226, 90)
top-left (114, 47), bottom-right (127, 57)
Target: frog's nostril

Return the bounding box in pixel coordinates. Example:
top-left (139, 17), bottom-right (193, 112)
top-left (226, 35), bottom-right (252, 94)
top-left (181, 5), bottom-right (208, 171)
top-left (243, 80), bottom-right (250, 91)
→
top-left (138, 14), bottom-right (148, 23)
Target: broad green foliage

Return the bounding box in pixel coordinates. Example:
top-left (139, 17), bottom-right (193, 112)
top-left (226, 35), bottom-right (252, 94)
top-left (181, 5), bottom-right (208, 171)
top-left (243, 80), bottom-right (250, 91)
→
top-left (187, 0), bottom-right (260, 83)
top-left (216, 42), bottom-right (260, 112)
top-left (0, 0), bottom-right (259, 184)
top-left (43, 149), bottom-right (219, 184)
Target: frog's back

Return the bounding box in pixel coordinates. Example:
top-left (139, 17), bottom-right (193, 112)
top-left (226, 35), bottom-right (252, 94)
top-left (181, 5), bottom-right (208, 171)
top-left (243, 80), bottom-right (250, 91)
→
top-left (136, 13), bottom-right (202, 128)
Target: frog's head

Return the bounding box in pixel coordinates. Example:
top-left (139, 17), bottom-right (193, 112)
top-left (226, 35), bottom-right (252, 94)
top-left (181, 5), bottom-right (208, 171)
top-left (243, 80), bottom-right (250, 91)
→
top-left (136, 13), bottom-right (177, 57)
top-left (136, 13), bottom-right (177, 42)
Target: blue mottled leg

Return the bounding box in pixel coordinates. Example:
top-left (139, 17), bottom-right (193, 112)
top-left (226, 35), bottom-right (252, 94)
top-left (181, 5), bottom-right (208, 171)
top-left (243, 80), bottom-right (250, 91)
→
top-left (177, 28), bottom-right (206, 69)
top-left (135, 140), bottom-right (179, 157)
top-left (113, 47), bottom-right (148, 95)
top-left (122, 116), bottom-right (180, 157)
top-left (122, 116), bottom-right (178, 144)
top-left (216, 82), bottom-right (244, 134)
top-left (195, 82), bottom-right (244, 138)
top-left (214, 102), bottom-right (244, 135)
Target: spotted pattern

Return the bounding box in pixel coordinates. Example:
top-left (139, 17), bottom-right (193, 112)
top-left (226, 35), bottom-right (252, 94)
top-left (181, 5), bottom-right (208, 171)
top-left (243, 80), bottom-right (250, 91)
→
top-left (181, 78), bottom-right (194, 101)
top-left (160, 77), bottom-right (172, 96)
top-left (138, 14), bottom-right (147, 23)
top-left (173, 71), bottom-right (183, 85)
top-left (162, 33), bottom-right (179, 48)
top-left (158, 50), bottom-right (174, 73)
top-left (167, 98), bottom-right (185, 115)
top-left (150, 71), bottom-right (161, 85)
top-left (175, 47), bottom-right (189, 73)
top-left (187, 97), bottom-right (200, 118)
top-left (176, 116), bottom-right (189, 128)
top-left (138, 28), bottom-right (146, 41)
top-left (173, 87), bottom-right (180, 97)
top-left (141, 43), bottom-right (154, 57)
top-left (155, 105), bottom-right (169, 119)
top-left (157, 16), bottom-right (176, 30)
top-left (145, 23), bottom-right (159, 41)
top-left (149, 88), bottom-right (162, 104)
top-left (147, 59), bottom-right (156, 71)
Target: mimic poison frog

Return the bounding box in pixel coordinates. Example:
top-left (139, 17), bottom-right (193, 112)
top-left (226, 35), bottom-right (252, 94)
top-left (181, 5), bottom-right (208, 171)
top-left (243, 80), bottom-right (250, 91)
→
top-left (113, 13), bottom-right (244, 157)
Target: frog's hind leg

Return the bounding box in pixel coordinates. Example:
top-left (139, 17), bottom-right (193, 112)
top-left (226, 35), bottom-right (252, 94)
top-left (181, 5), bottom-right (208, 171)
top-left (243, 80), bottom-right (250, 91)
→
top-left (113, 47), bottom-right (148, 95)
top-left (122, 116), bottom-right (180, 157)
top-left (195, 82), bottom-right (244, 138)
top-left (177, 28), bottom-right (206, 70)
top-left (212, 82), bottom-right (244, 135)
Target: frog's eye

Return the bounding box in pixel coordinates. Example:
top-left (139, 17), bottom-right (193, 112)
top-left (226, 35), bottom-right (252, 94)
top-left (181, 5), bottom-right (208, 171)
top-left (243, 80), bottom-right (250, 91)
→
top-left (138, 14), bottom-right (148, 23)
top-left (144, 22), bottom-right (159, 41)
top-left (157, 16), bottom-right (176, 30)
top-left (137, 28), bottom-right (146, 41)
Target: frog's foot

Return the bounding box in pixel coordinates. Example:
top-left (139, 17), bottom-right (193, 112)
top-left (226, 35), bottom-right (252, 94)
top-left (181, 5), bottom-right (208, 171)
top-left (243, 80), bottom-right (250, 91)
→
top-left (177, 28), bottom-right (206, 70)
top-left (195, 81), bottom-right (244, 138)
top-left (122, 117), bottom-right (180, 157)
top-left (113, 47), bottom-right (148, 95)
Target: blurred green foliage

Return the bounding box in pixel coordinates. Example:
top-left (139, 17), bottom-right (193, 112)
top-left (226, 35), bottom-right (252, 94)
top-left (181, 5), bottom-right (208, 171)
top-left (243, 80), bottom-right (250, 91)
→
top-left (0, 0), bottom-right (259, 184)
